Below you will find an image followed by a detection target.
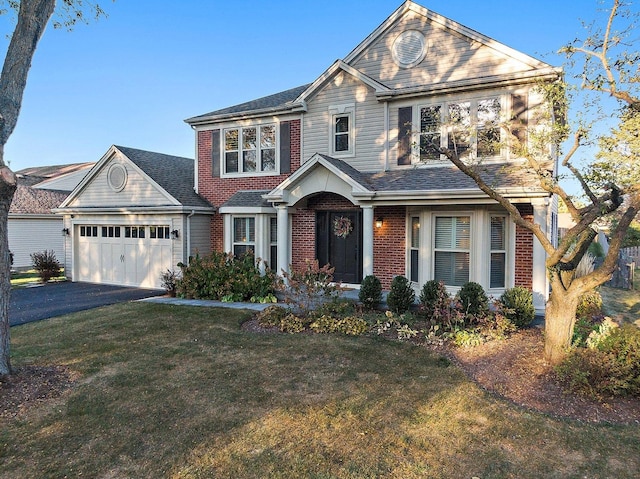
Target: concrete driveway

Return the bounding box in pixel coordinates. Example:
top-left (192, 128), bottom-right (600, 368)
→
top-left (9, 282), bottom-right (165, 326)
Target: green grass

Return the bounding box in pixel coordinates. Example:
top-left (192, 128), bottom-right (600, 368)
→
top-left (10, 269), bottom-right (66, 288)
top-left (2, 303), bottom-right (639, 478)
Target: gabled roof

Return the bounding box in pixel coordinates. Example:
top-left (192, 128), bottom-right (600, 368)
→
top-left (16, 162), bottom-right (94, 181)
top-left (10, 185), bottom-right (68, 215)
top-left (185, 84), bottom-right (310, 126)
top-left (114, 146), bottom-right (212, 209)
top-left (59, 146), bottom-right (212, 210)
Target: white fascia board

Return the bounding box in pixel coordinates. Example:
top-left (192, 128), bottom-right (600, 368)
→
top-left (184, 103), bottom-right (307, 127)
top-left (9, 213), bottom-right (60, 220)
top-left (376, 68), bottom-right (562, 101)
top-left (218, 206), bottom-right (276, 214)
top-left (366, 188), bottom-right (549, 202)
top-left (53, 206), bottom-right (215, 215)
top-left (293, 61), bottom-right (390, 105)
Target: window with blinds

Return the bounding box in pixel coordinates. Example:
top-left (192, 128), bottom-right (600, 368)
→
top-left (233, 217), bottom-right (255, 258)
top-left (434, 216), bottom-right (470, 287)
top-left (410, 217), bottom-right (420, 282)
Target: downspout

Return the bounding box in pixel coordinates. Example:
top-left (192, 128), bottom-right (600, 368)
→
top-left (187, 209), bottom-right (195, 261)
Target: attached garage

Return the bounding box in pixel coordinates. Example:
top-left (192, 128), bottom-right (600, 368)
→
top-left (56, 146), bottom-right (214, 289)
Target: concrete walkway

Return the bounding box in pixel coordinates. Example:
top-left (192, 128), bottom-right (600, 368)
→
top-left (141, 296), bottom-right (275, 311)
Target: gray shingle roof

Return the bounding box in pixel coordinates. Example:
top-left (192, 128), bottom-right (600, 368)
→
top-left (185, 84), bottom-right (311, 123)
top-left (221, 190), bottom-right (272, 208)
top-left (115, 146), bottom-right (213, 209)
top-left (10, 185), bottom-right (68, 214)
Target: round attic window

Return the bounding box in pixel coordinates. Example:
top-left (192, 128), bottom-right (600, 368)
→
top-left (107, 163), bottom-right (127, 192)
top-left (392, 30), bottom-right (426, 68)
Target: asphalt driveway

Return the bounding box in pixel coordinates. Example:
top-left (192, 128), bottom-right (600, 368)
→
top-left (9, 282), bottom-right (164, 326)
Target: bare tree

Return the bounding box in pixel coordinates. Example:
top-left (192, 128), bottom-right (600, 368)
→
top-left (431, 0), bottom-right (638, 364)
top-left (0, 0), bottom-right (106, 376)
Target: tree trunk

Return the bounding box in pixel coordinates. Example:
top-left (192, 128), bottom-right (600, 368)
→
top-left (544, 276), bottom-right (581, 365)
top-left (0, 167), bottom-right (16, 375)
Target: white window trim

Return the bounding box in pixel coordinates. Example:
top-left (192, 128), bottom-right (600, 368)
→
top-left (328, 103), bottom-right (355, 158)
top-left (221, 122), bottom-right (280, 178)
top-left (488, 214), bottom-right (509, 291)
top-left (231, 216), bottom-right (256, 257)
top-left (412, 93), bottom-right (507, 165)
top-left (432, 212), bottom-right (474, 289)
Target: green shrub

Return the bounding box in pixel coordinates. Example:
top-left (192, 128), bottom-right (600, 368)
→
top-left (588, 240), bottom-right (605, 258)
top-left (556, 324), bottom-right (640, 397)
top-left (419, 280), bottom-right (450, 319)
top-left (457, 282), bottom-right (489, 318)
top-left (310, 298), bottom-right (357, 319)
top-left (500, 286), bottom-right (535, 328)
top-left (30, 250), bottom-right (62, 283)
top-left (576, 290), bottom-right (603, 319)
top-left (280, 313), bottom-right (308, 333)
top-left (176, 251), bottom-right (277, 301)
top-left (386, 276), bottom-right (415, 314)
top-left (359, 274), bottom-right (382, 310)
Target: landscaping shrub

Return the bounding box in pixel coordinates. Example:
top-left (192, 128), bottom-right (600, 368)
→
top-left (386, 276), bottom-right (415, 314)
top-left (359, 274), bottom-right (382, 310)
top-left (419, 280), bottom-right (450, 319)
top-left (457, 282), bottom-right (489, 318)
top-left (556, 324), bottom-right (640, 398)
top-left (500, 286), bottom-right (535, 328)
top-left (160, 269), bottom-right (179, 296)
top-left (176, 251), bottom-right (277, 302)
top-left (310, 298), bottom-right (357, 319)
top-left (256, 305), bottom-right (289, 328)
top-left (280, 260), bottom-right (338, 314)
top-left (30, 250), bottom-right (62, 283)
top-left (576, 289), bottom-right (603, 319)
top-left (310, 315), bottom-right (367, 335)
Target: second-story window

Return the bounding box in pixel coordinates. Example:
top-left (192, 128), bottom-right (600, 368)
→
top-left (334, 115), bottom-right (350, 153)
top-left (224, 125), bottom-right (276, 174)
top-left (329, 104), bottom-right (355, 157)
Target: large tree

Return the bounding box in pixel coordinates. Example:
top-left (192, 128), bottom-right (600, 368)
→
top-left (434, 0), bottom-right (638, 364)
top-left (0, 0), bottom-right (105, 376)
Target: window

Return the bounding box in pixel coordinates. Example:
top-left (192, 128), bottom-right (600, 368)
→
top-left (417, 96), bottom-right (503, 162)
top-left (269, 217), bottom-right (277, 271)
top-left (334, 115), bottom-right (350, 153)
top-left (224, 125), bottom-right (276, 174)
top-left (233, 217), bottom-right (255, 257)
top-left (433, 216), bottom-right (470, 287)
top-left (79, 225), bottom-right (98, 237)
top-left (124, 226), bottom-right (145, 239)
top-left (410, 217), bottom-right (420, 282)
top-left (329, 104), bottom-right (354, 156)
top-left (150, 226), bottom-right (170, 239)
top-left (101, 226), bottom-right (121, 238)
top-left (490, 216), bottom-right (506, 288)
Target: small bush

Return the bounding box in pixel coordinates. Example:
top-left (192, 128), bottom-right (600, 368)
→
top-left (310, 315), bottom-right (367, 335)
top-left (500, 286), bottom-right (535, 328)
top-left (256, 305), bottom-right (289, 328)
top-left (281, 260), bottom-right (338, 314)
top-left (576, 290), bottom-right (603, 319)
top-left (556, 324), bottom-right (640, 397)
top-left (457, 282), bottom-right (489, 318)
top-left (386, 276), bottom-right (415, 314)
top-left (359, 275), bottom-right (382, 310)
top-left (588, 241), bottom-right (605, 258)
top-left (311, 298), bottom-right (357, 319)
top-left (419, 280), bottom-right (450, 319)
top-left (30, 250), bottom-right (62, 283)
top-left (160, 269), bottom-right (179, 295)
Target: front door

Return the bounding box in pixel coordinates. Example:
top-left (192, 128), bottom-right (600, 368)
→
top-left (316, 210), bottom-right (362, 284)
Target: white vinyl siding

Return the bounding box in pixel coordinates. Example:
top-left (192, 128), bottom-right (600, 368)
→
top-left (188, 215), bottom-right (212, 257)
top-left (303, 71), bottom-right (384, 171)
top-left (350, 11), bottom-right (533, 89)
top-left (68, 160), bottom-right (169, 207)
top-left (8, 216), bottom-right (64, 269)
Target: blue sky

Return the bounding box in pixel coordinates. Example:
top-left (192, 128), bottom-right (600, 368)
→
top-left (0, 1), bottom-right (611, 171)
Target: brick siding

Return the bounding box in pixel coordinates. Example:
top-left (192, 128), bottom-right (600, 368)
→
top-left (515, 204), bottom-right (534, 289)
top-left (373, 206), bottom-right (406, 289)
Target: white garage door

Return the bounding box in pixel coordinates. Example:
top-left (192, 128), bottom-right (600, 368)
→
top-left (76, 224), bottom-right (173, 288)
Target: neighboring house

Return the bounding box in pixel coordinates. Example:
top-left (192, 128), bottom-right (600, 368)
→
top-left (184, 1), bottom-right (561, 312)
top-left (8, 162), bottom-right (94, 269)
top-left (56, 145), bottom-right (214, 289)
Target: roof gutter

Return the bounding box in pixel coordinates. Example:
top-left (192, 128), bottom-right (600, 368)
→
top-left (185, 102), bottom-right (307, 127)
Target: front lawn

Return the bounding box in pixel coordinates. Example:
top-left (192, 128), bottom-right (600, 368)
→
top-left (1, 303), bottom-right (639, 478)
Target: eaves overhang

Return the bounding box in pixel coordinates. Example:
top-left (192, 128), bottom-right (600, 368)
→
top-left (53, 205), bottom-right (216, 215)
top-left (184, 103), bottom-right (307, 127)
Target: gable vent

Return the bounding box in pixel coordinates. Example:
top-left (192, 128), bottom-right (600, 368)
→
top-left (392, 30), bottom-right (426, 68)
top-left (107, 163), bottom-right (128, 192)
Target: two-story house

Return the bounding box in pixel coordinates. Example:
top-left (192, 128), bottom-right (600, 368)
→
top-left (185, 1), bottom-right (560, 312)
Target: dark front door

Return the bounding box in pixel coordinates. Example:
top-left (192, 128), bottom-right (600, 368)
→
top-left (316, 210), bottom-right (362, 284)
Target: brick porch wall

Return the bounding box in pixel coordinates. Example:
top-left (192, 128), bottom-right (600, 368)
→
top-left (373, 206), bottom-right (406, 289)
top-left (196, 120), bottom-right (301, 251)
top-left (515, 204), bottom-right (534, 289)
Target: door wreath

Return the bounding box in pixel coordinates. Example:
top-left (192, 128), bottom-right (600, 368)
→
top-left (333, 215), bottom-right (353, 239)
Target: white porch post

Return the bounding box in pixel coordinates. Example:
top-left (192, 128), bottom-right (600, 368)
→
top-left (276, 204), bottom-right (290, 278)
top-left (362, 205), bottom-right (374, 278)
top-left (532, 199), bottom-right (549, 314)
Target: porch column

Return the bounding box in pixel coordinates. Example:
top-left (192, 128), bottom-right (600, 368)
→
top-left (362, 205), bottom-right (374, 278)
top-left (532, 199), bottom-right (549, 314)
top-left (276, 204), bottom-right (290, 278)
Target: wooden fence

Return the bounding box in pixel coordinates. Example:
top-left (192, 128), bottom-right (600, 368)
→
top-left (604, 249), bottom-right (636, 290)
top-left (622, 246), bottom-right (640, 265)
